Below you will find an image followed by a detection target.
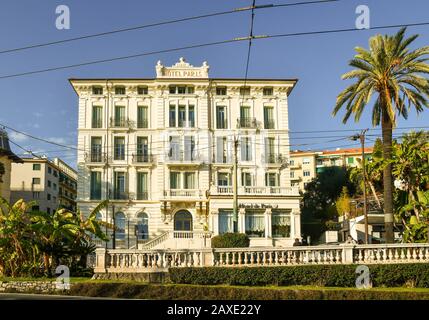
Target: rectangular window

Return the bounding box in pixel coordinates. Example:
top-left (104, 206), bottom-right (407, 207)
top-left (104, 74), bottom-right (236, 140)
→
top-left (170, 172), bottom-right (181, 189)
top-left (137, 106), bottom-right (148, 128)
top-left (303, 170), bottom-right (311, 177)
top-left (216, 137), bottom-right (228, 163)
top-left (47, 180), bottom-right (51, 188)
top-left (184, 136), bottom-right (195, 161)
top-left (240, 137), bottom-right (252, 161)
top-left (188, 105), bottom-right (195, 127)
top-left (348, 157), bottom-right (355, 164)
top-left (169, 86), bottom-right (176, 94)
top-left (187, 87), bottom-right (194, 94)
top-left (114, 106), bottom-right (126, 127)
top-left (178, 105), bottom-right (186, 127)
top-left (216, 87), bottom-right (227, 96)
top-left (47, 208), bottom-right (51, 214)
top-left (265, 137), bottom-right (275, 163)
top-left (47, 193), bottom-right (51, 201)
top-left (32, 178), bottom-right (41, 185)
top-left (33, 164), bottom-right (41, 171)
top-left (92, 86), bottom-right (103, 95)
top-left (290, 160), bottom-right (295, 166)
top-left (169, 105), bottom-right (176, 127)
top-left (184, 172), bottom-right (195, 189)
top-left (290, 171), bottom-right (295, 178)
top-left (303, 158), bottom-right (311, 165)
top-left (136, 172), bottom-right (148, 200)
top-left (263, 87), bottom-right (273, 96)
top-left (136, 137), bottom-right (149, 162)
top-left (239, 106), bottom-right (251, 128)
top-left (239, 87), bottom-right (251, 96)
top-left (32, 192), bottom-right (40, 199)
top-left (114, 172), bottom-right (126, 200)
top-left (265, 173), bottom-right (279, 187)
top-left (32, 205), bottom-right (40, 212)
top-left (218, 210), bottom-right (233, 234)
top-left (115, 86), bottom-right (126, 95)
top-left (53, 183), bottom-right (57, 191)
top-left (264, 106), bottom-right (274, 129)
top-left (91, 137), bottom-right (103, 162)
top-left (217, 172), bottom-right (230, 186)
top-left (168, 136), bottom-right (181, 161)
top-left (241, 172), bottom-right (252, 187)
top-left (272, 210), bottom-right (291, 237)
top-left (48, 167), bottom-right (52, 174)
top-left (245, 211), bottom-right (265, 237)
top-left (90, 171), bottom-right (101, 200)
top-left (137, 86), bottom-right (148, 95)
top-left (114, 137), bottom-right (126, 160)
top-left (216, 106), bottom-right (227, 129)
top-left (177, 86), bottom-right (186, 94)
top-left (92, 106), bottom-right (103, 128)
top-left (53, 170), bottom-right (58, 177)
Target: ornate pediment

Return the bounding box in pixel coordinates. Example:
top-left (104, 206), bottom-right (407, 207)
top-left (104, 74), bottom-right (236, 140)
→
top-left (156, 57), bottom-right (209, 79)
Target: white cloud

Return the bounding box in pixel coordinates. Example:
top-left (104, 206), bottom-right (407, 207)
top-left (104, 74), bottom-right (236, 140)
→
top-left (33, 112), bottom-right (43, 118)
top-left (9, 132), bottom-right (28, 143)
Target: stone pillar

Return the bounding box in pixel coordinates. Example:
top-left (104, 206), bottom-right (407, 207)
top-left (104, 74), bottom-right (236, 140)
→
top-left (265, 208), bottom-right (272, 239)
top-left (239, 208), bottom-right (246, 233)
top-left (94, 248), bottom-right (107, 273)
top-left (292, 209), bottom-right (301, 239)
top-left (211, 209), bottom-right (219, 235)
top-left (341, 244), bottom-right (355, 264)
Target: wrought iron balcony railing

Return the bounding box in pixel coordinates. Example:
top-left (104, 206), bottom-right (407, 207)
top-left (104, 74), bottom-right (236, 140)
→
top-left (85, 152), bottom-right (107, 164)
top-left (237, 117), bottom-right (258, 129)
top-left (132, 153), bottom-right (152, 163)
top-left (264, 120), bottom-right (275, 129)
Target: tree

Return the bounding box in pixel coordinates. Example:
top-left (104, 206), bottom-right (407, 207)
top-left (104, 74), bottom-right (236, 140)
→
top-left (335, 186), bottom-right (352, 218)
top-left (333, 28), bottom-right (429, 242)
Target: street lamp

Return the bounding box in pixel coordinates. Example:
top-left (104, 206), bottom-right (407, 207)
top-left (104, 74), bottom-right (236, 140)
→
top-left (350, 129), bottom-right (369, 244)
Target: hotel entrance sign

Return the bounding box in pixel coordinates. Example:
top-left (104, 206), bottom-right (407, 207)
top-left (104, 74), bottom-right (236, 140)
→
top-left (156, 57), bottom-right (209, 79)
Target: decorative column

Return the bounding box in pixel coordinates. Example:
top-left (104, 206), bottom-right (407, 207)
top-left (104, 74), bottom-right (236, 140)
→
top-left (292, 209), bottom-right (301, 239)
top-left (265, 208), bottom-right (272, 239)
top-left (239, 208), bottom-right (246, 233)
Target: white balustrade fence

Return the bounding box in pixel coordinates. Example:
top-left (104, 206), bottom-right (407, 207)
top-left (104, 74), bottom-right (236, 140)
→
top-left (93, 243), bottom-right (429, 274)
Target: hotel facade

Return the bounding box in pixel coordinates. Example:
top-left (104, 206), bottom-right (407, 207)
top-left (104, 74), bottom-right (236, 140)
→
top-left (70, 58), bottom-right (301, 249)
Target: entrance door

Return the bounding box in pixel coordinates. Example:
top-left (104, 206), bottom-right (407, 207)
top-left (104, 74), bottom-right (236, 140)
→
top-left (174, 210), bottom-right (193, 231)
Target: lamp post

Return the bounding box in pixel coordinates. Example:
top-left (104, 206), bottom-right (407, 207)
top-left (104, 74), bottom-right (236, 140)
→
top-left (350, 129), bottom-right (369, 244)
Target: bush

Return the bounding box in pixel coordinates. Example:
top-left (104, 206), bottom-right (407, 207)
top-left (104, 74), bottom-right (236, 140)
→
top-left (169, 264), bottom-right (429, 288)
top-left (211, 233), bottom-right (250, 248)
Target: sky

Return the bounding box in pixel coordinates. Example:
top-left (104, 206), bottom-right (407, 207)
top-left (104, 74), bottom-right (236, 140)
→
top-left (0, 0), bottom-right (428, 168)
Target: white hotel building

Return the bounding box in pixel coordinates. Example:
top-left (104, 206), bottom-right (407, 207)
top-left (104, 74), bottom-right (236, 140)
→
top-left (70, 58), bottom-right (301, 249)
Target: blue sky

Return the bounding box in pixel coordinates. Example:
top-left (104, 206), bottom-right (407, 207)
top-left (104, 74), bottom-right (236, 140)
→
top-left (0, 0), bottom-right (428, 168)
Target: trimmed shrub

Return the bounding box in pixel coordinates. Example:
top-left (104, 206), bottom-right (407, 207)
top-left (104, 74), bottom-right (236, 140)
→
top-left (211, 233), bottom-right (250, 248)
top-left (169, 264), bottom-right (429, 288)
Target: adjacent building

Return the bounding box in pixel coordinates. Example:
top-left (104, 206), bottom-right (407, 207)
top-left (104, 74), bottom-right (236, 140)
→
top-left (290, 147), bottom-right (373, 192)
top-left (0, 129), bottom-right (23, 203)
top-left (10, 157), bottom-right (77, 213)
top-left (70, 57), bottom-right (301, 249)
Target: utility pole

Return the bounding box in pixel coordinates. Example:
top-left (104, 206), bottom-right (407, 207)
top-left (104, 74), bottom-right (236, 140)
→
top-left (232, 136), bottom-right (239, 232)
top-left (351, 129), bottom-right (369, 244)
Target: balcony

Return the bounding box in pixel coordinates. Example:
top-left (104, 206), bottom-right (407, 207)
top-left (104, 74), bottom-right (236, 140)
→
top-left (237, 117), bottom-right (258, 129)
top-left (163, 189), bottom-right (204, 199)
top-left (132, 153), bottom-right (153, 165)
top-left (111, 191), bottom-right (132, 201)
top-left (210, 186), bottom-right (299, 196)
top-left (166, 151), bottom-right (202, 166)
top-left (84, 152), bottom-right (107, 165)
top-left (264, 153), bottom-right (283, 165)
top-left (137, 119), bottom-right (149, 129)
top-left (135, 191), bottom-right (149, 201)
top-left (109, 117), bottom-right (134, 129)
top-left (264, 120), bottom-right (275, 129)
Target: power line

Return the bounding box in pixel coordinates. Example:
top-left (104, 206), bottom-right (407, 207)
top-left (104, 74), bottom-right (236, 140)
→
top-left (0, 0), bottom-right (340, 56)
top-left (2, 20), bottom-right (429, 80)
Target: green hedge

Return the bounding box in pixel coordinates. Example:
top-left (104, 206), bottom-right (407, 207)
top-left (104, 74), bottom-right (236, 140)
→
top-left (169, 264), bottom-right (429, 288)
top-left (211, 233), bottom-right (250, 248)
top-left (67, 283), bottom-right (429, 300)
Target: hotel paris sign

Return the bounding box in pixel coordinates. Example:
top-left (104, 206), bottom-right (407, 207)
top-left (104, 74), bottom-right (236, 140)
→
top-left (156, 57), bottom-right (209, 79)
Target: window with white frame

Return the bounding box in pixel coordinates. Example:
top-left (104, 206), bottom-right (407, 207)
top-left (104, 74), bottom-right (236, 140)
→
top-left (303, 170), bottom-right (311, 177)
top-left (245, 210), bottom-right (265, 238)
top-left (218, 209), bottom-right (233, 234)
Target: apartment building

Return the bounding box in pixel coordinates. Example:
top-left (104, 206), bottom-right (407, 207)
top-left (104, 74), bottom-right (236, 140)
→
top-left (290, 147), bottom-right (373, 192)
top-left (70, 58), bottom-right (301, 249)
top-left (0, 129), bottom-right (22, 203)
top-left (10, 157), bottom-right (77, 214)
top-left (53, 158), bottom-right (78, 212)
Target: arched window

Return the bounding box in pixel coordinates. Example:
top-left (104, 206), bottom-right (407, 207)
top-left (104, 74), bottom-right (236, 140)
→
top-left (115, 212), bottom-right (126, 240)
top-left (174, 210), bottom-right (193, 231)
top-left (136, 212), bottom-right (149, 240)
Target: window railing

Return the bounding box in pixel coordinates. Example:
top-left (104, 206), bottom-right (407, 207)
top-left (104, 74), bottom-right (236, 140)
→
top-left (85, 152), bottom-right (106, 163)
top-left (136, 191), bottom-right (149, 200)
top-left (217, 119), bottom-right (227, 129)
top-left (137, 119), bottom-right (148, 128)
top-left (264, 120), bottom-right (275, 129)
top-left (266, 153), bottom-right (283, 164)
top-left (237, 117), bottom-right (258, 129)
top-left (110, 117), bottom-right (134, 128)
top-left (132, 153), bottom-right (152, 163)
top-left (92, 119), bottom-right (103, 128)
top-left (112, 191), bottom-right (130, 201)
top-left (167, 150), bottom-right (199, 162)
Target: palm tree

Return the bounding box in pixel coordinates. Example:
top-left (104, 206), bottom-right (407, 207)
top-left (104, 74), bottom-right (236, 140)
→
top-left (332, 28), bottom-right (429, 243)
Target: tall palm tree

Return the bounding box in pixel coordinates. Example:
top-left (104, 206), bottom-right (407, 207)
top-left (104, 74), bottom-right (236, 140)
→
top-left (332, 28), bottom-right (429, 243)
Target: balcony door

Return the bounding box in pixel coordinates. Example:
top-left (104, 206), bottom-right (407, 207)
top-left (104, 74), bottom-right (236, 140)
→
top-left (174, 210), bottom-right (193, 231)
